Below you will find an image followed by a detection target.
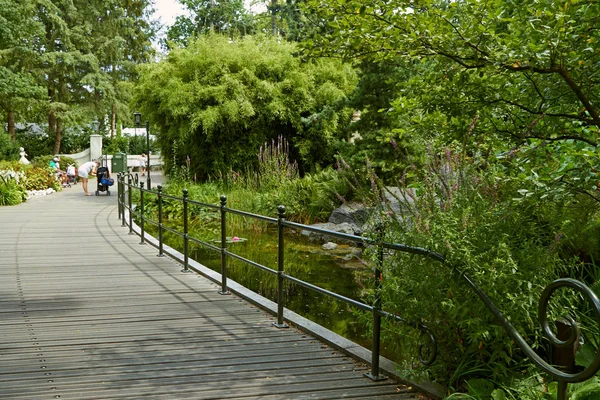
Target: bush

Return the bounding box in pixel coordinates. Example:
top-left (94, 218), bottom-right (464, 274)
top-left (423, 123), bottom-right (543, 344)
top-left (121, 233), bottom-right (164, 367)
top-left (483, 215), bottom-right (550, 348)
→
top-left (363, 148), bottom-right (586, 391)
top-left (14, 130), bottom-right (52, 159)
top-left (0, 162), bottom-right (28, 205)
top-left (0, 132), bottom-right (21, 161)
top-left (0, 176), bottom-right (27, 205)
top-left (24, 167), bottom-right (60, 191)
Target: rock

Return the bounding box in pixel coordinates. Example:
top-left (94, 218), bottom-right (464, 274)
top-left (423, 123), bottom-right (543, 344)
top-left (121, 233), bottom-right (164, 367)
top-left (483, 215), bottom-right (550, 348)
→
top-left (27, 188), bottom-right (56, 197)
top-left (300, 222), bottom-right (360, 244)
top-left (328, 202), bottom-right (369, 227)
top-left (322, 242), bottom-right (338, 250)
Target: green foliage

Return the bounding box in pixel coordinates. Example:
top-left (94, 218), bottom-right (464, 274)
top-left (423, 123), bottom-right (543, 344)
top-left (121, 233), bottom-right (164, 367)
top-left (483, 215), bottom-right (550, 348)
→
top-left (302, 0), bottom-right (600, 137)
top-left (0, 175), bottom-right (26, 206)
top-left (158, 163), bottom-right (348, 226)
top-left (247, 166), bottom-right (349, 223)
top-left (1, 0), bottom-right (155, 152)
top-left (103, 136), bottom-right (129, 155)
top-left (300, 0), bottom-right (600, 203)
top-left (0, 162), bottom-right (27, 205)
top-left (256, 135), bottom-right (298, 190)
top-left (337, 60), bottom-right (426, 183)
top-left (165, 0), bottom-right (255, 48)
top-left (0, 131), bottom-right (20, 161)
top-left (358, 148), bottom-right (593, 390)
top-left (14, 130), bottom-right (53, 159)
top-left (23, 167), bottom-right (60, 191)
top-left (134, 34), bottom-right (357, 180)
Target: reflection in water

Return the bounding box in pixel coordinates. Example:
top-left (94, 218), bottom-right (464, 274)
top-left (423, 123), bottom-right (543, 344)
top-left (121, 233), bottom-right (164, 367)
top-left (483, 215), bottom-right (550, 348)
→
top-left (147, 219), bottom-right (405, 361)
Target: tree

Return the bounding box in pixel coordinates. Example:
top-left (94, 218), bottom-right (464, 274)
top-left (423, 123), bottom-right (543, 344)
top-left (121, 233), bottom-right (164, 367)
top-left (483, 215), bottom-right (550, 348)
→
top-left (301, 0), bottom-right (600, 139)
top-left (38, 0), bottom-right (155, 154)
top-left (134, 34), bottom-right (356, 179)
top-left (300, 0), bottom-right (600, 200)
top-left (165, 0), bottom-right (255, 47)
top-left (0, 0), bottom-right (46, 139)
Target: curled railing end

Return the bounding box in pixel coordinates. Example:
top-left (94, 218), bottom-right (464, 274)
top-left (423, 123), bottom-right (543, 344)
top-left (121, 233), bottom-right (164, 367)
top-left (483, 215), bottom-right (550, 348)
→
top-left (537, 278), bottom-right (600, 383)
top-left (418, 325), bottom-right (438, 366)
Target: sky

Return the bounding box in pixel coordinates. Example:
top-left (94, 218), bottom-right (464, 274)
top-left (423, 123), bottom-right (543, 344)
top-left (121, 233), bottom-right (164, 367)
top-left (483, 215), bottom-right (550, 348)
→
top-left (153, 0), bottom-right (186, 28)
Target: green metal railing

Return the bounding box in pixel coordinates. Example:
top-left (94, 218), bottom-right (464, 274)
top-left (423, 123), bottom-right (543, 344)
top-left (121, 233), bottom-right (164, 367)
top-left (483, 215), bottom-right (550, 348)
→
top-left (116, 173), bottom-right (600, 398)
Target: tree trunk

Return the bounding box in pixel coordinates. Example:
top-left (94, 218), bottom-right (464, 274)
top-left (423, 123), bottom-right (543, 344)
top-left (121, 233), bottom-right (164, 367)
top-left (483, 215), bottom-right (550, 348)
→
top-left (271, 0), bottom-right (277, 35)
top-left (53, 118), bottom-right (63, 155)
top-left (48, 81), bottom-right (56, 135)
top-left (7, 109), bottom-right (16, 140)
top-left (111, 103), bottom-right (116, 138)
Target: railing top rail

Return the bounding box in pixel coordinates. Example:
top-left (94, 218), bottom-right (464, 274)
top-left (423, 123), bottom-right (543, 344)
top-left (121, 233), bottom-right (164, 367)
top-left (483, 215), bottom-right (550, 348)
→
top-left (225, 207), bottom-right (278, 224)
top-left (188, 198), bottom-right (220, 210)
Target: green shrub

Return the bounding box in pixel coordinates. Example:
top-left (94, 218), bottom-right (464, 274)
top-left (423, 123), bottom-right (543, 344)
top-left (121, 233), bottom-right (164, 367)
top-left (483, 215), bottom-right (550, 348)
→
top-left (24, 167), bottom-right (60, 191)
top-left (363, 148), bottom-right (586, 391)
top-left (0, 132), bottom-right (21, 161)
top-left (0, 177), bottom-right (27, 205)
top-left (0, 164), bottom-right (27, 206)
top-left (14, 130), bottom-right (52, 159)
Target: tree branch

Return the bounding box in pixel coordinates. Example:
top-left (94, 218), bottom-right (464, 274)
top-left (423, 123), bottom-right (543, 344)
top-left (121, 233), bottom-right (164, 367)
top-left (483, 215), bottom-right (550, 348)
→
top-left (556, 66), bottom-right (600, 128)
top-left (521, 134), bottom-right (597, 147)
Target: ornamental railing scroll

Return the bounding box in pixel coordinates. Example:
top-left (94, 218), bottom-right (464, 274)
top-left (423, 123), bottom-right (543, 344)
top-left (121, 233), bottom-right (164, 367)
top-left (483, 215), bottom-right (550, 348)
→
top-left (116, 173), bottom-right (600, 399)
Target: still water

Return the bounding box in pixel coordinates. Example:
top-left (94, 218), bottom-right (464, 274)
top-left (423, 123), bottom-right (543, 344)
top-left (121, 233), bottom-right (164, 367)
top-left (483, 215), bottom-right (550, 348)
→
top-left (150, 215), bottom-right (375, 348)
top-left (145, 214), bottom-right (412, 363)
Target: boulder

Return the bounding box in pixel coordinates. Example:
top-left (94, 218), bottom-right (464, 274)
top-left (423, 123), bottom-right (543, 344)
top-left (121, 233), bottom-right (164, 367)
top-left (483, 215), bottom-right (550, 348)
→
top-left (322, 242), bottom-right (338, 250)
top-left (300, 222), bottom-right (360, 244)
top-left (328, 202), bottom-right (369, 227)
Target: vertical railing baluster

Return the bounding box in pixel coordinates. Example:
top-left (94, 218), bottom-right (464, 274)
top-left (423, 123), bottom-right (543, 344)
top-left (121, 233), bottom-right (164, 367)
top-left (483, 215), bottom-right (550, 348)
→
top-left (128, 175), bottom-right (133, 234)
top-left (117, 173), bottom-right (122, 220)
top-left (121, 174), bottom-right (126, 227)
top-left (558, 381), bottom-right (567, 400)
top-left (365, 225), bottom-right (385, 381)
top-left (274, 205), bottom-right (289, 328)
top-left (182, 189), bottom-right (189, 273)
top-left (219, 195), bottom-right (230, 295)
top-left (157, 185), bottom-right (164, 257)
top-left (139, 182), bottom-right (145, 244)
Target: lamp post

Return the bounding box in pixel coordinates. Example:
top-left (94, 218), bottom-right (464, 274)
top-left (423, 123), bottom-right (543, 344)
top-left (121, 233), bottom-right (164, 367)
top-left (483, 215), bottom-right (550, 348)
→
top-left (91, 119), bottom-right (100, 132)
top-left (133, 111), bottom-right (150, 190)
top-left (145, 120), bottom-right (150, 190)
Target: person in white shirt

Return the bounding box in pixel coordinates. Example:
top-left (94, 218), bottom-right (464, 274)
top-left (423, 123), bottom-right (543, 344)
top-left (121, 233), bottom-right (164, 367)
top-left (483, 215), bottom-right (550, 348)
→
top-left (78, 160), bottom-right (98, 196)
top-left (139, 153), bottom-right (147, 176)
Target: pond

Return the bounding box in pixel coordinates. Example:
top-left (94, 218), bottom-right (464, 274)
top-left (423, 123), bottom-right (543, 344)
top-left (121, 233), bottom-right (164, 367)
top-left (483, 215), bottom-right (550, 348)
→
top-left (146, 214), bottom-right (407, 363)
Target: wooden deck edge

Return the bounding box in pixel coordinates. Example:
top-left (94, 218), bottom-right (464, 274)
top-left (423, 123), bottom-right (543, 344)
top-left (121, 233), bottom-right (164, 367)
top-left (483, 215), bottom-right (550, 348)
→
top-left (123, 209), bottom-right (446, 400)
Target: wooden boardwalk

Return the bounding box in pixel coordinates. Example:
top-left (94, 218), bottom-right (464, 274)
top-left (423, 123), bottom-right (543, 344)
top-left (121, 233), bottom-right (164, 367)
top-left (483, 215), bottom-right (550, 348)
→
top-left (0, 186), bottom-right (422, 399)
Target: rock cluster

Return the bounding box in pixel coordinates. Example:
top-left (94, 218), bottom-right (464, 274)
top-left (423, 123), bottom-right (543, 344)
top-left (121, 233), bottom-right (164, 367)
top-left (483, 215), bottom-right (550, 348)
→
top-left (27, 188), bottom-right (57, 197)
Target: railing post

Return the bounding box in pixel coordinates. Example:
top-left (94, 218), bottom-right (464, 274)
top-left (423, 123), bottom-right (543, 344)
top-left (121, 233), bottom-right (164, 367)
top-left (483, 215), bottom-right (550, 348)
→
top-left (273, 205), bottom-right (289, 329)
top-left (157, 185), bottom-right (164, 257)
top-left (117, 173), bottom-right (122, 220)
top-left (182, 189), bottom-right (190, 273)
top-left (365, 224), bottom-right (386, 381)
top-left (139, 182), bottom-right (145, 244)
top-left (127, 175), bottom-right (134, 234)
top-left (219, 195), bottom-right (230, 295)
top-left (121, 174), bottom-right (127, 227)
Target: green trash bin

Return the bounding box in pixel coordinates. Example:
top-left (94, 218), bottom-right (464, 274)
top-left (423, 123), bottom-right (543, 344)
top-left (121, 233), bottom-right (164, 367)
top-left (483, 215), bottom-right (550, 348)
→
top-left (112, 152), bottom-right (127, 174)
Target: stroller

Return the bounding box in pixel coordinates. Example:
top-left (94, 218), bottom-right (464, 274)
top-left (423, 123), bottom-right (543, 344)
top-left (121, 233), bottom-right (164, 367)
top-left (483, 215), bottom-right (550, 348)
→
top-left (95, 166), bottom-right (114, 196)
top-left (66, 164), bottom-right (77, 185)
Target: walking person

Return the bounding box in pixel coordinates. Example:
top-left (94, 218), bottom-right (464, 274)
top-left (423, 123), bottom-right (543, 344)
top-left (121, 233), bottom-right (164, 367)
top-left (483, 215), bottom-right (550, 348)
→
top-left (78, 160), bottom-right (99, 196)
top-left (139, 153), bottom-right (147, 176)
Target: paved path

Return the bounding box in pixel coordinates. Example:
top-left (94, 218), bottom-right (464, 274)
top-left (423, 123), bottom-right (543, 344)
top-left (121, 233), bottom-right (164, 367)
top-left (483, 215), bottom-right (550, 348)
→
top-left (0, 185), bottom-right (421, 399)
